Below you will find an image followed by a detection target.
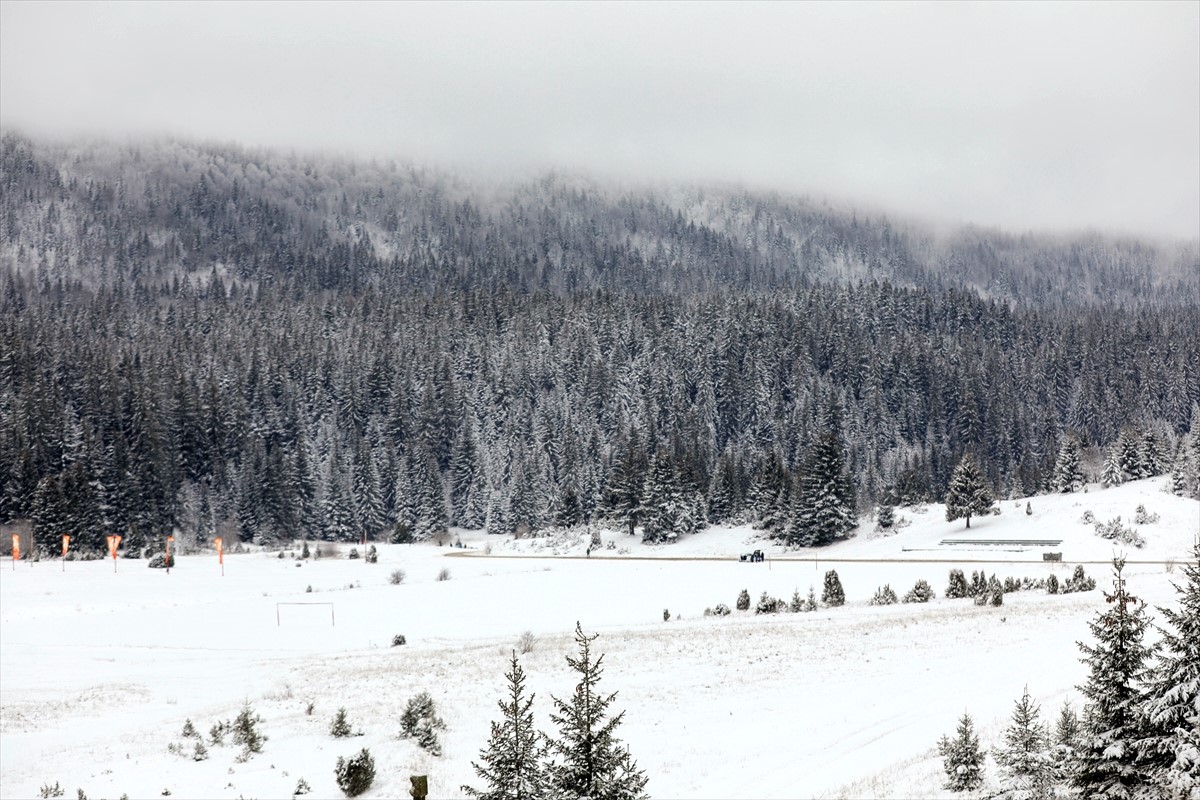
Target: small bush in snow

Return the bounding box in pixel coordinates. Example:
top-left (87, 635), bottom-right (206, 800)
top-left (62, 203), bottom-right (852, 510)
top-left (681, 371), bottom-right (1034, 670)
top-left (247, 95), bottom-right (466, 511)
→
top-left (1025, 501), bottom-right (1032, 516)
top-left (400, 691), bottom-right (446, 756)
top-left (209, 720), bottom-right (229, 745)
top-left (192, 740), bottom-right (208, 761)
top-left (517, 630), bottom-right (536, 654)
top-left (1093, 516), bottom-right (1144, 548)
top-left (869, 584), bottom-right (898, 606)
top-left (436, 567), bottom-right (451, 582)
top-left (1133, 504), bottom-right (1159, 524)
top-left (803, 586), bottom-right (818, 612)
top-left (712, 603), bottom-right (732, 616)
top-left (38, 782), bottom-right (64, 799)
top-left (391, 634), bottom-right (407, 647)
top-left (821, 570), bottom-right (845, 607)
top-left (1062, 565), bottom-right (1096, 593)
top-left (1046, 574), bottom-right (1059, 594)
top-left (181, 719), bottom-right (199, 739)
top-left (987, 575), bottom-right (1004, 606)
top-left (147, 553), bottom-right (174, 569)
top-left (663, 608), bottom-right (671, 621)
top-left (330, 708), bottom-right (353, 738)
top-left (348, 547), bottom-right (359, 560)
top-left (1079, 509), bottom-right (1096, 525)
top-left (789, 587), bottom-right (804, 613)
top-left (735, 589), bottom-right (751, 611)
top-left (365, 545), bottom-right (378, 563)
top-left (301, 541), bottom-right (310, 559)
top-left (1002, 576), bottom-right (1022, 594)
top-left (334, 748), bottom-right (375, 797)
top-left (946, 569), bottom-right (969, 599)
top-left (232, 702), bottom-right (267, 759)
top-left (903, 579), bottom-right (935, 604)
top-left (876, 504), bottom-right (895, 530)
top-left (755, 592), bottom-right (783, 614)
top-left (389, 569), bottom-right (405, 585)
top-left (305, 585), bottom-right (313, 593)
top-left (293, 777), bottom-right (311, 796)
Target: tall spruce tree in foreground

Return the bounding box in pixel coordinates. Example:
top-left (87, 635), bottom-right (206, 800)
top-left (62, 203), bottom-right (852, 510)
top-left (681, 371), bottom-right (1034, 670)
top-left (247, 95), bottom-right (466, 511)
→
top-left (938, 711), bottom-right (985, 791)
top-left (545, 623), bottom-right (648, 800)
top-left (945, 454), bottom-right (994, 529)
top-left (1136, 541), bottom-right (1200, 798)
top-left (992, 686), bottom-right (1054, 799)
top-left (462, 652), bottom-right (547, 800)
top-left (1075, 557), bottom-right (1153, 799)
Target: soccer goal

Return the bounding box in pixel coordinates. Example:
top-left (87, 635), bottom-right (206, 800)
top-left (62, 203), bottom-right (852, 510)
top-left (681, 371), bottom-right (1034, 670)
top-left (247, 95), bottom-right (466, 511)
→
top-left (276, 602), bottom-right (336, 627)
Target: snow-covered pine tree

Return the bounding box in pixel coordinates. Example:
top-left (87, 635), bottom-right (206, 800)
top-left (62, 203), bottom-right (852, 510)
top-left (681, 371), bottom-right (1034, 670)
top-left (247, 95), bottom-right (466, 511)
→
top-left (640, 453), bottom-right (683, 543)
top-left (992, 686), bottom-right (1054, 799)
top-left (1102, 445), bottom-right (1126, 488)
top-left (1117, 428), bottom-right (1143, 479)
top-left (1053, 435), bottom-right (1085, 493)
top-left (1139, 429), bottom-right (1165, 478)
top-left (821, 569), bottom-right (845, 607)
top-left (352, 443), bottom-right (386, 544)
top-left (944, 454), bottom-right (994, 529)
top-left (1135, 540), bottom-right (1200, 798)
top-left (462, 652), bottom-right (547, 800)
top-left (605, 432), bottom-right (647, 537)
top-left (1052, 700), bottom-right (1081, 786)
top-left (451, 424), bottom-right (487, 529)
top-left (938, 711), bottom-right (985, 791)
top-left (545, 623), bottom-right (648, 800)
top-left (1074, 557), bottom-right (1154, 798)
top-left (794, 432), bottom-right (857, 547)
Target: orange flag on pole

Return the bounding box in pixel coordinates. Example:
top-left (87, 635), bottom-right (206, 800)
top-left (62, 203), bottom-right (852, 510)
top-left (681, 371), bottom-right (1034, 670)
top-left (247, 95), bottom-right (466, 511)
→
top-left (62, 534), bottom-right (70, 558)
top-left (11, 533), bottom-right (18, 563)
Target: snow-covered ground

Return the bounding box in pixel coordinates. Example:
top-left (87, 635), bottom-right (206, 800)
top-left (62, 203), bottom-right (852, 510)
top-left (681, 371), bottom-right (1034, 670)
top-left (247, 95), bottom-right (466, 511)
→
top-left (1, 479), bottom-right (1196, 799)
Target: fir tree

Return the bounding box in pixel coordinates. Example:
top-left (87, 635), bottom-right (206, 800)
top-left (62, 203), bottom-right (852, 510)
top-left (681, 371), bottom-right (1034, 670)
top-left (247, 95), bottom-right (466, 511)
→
top-left (792, 432), bottom-right (857, 547)
top-left (545, 623), bottom-right (648, 800)
top-left (1053, 435), bottom-right (1085, 493)
top-left (462, 652), bottom-right (547, 800)
top-left (1074, 557), bottom-right (1153, 798)
top-left (822, 569), bottom-right (845, 607)
top-left (1135, 541), bottom-right (1200, 798)
top-left (1102, 446), bottom-right (1125, 488)
top-left (1051, 700), bottom-right (1081, 786)
top-left (938, 711), bottom-right (985, 791)
top-left (945, 454), bottom-right (994, 529)
top-left (992, 686), bottom-right (1054, 799)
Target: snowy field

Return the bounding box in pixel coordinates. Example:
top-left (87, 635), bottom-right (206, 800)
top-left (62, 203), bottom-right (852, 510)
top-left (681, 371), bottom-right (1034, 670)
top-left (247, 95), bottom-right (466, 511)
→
top-left (1, 479), bottom-right (1196, 799)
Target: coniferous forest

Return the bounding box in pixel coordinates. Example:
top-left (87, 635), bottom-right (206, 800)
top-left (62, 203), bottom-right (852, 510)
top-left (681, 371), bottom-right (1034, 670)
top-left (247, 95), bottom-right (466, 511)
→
top-left (2, 131), bottom-right (1198, 554)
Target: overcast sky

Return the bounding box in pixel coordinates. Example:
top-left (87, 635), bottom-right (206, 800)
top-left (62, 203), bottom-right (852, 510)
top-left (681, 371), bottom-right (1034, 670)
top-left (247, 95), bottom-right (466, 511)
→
top-left (2, 1), bottom-right (1197, 239)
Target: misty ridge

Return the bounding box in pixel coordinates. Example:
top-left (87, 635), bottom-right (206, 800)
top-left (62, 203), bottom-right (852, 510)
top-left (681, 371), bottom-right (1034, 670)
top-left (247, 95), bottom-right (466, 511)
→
top-left (2, 130), bottom-right (1197, 306)
top-left (1, 129), bottom-right (1197, 555)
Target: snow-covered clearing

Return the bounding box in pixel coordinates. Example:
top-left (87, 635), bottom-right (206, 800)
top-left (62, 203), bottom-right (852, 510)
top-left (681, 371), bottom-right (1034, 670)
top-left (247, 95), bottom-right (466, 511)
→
top-left (1, 479), bottom-right (1196, 799)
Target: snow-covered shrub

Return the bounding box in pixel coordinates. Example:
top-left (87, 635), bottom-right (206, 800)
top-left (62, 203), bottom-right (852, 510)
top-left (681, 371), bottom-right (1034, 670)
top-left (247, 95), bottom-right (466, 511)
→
top-left (1062, 565), bottom-right (1096, 593)
top-left (735, 589), bottom-right (751, 611)
top-left (389, 569), bottom-right (405, 585)
top-left (803, 586), bottom-right (818, 612)
top-left (789, 587), bottom-right (804, 613)
top-left (903, 579), bottom-right (935, 603)
top-left (1093, 516), bottom-right (1145, 548)
top-left (436, 567), bottom-right (451, 582)
top-left (330, 707), bottom-right (352, 738)
top-left (754, 593), bottom-right (784, 614)
top-left (1026, 501), bottom-right (1033, 516)
top-left (1046, 574), bottom-right (1059, 594)
top-left (192, 740), bottom-right (208, 762)
top-left (1003, 576), bottom-right (1022, 594)
top-left (1079, 510), bottom-right (1096, 525)
top-left (946, 569), bottom-right (969, 599)
top-left (147, 553), bottom-right (174, 569)
top-left (968, 570), bottom-right (988, 599)
top-left (1133, 504), bottom-right (1159, 524)
top-left (712, 603), bottom-right (731, 616)
top-left (181, 719), bottom-right (199, 739)
top-left (364, 546), bottom-right (378, 564)
top-left (400, 692), bottom-right (446, 755)
top-left (517, 630), bottom-right (536, 653)
top-left (391, 634), bottom-right (406, 647)
top-left (822, 570), bottom-right (845, 607)
top-left (209, 720), bottom-right (229, 745)
top-left (334, 748), bottom-right (375, 797)
top-left (293, 777), bottom-right (311, 796)
top-left (869, 584), bottom-right (898, 606)
top-left (38, 782), bottom-right (64, 798)
top-left (876, 504), bottom-right (895, 530)
top-left (348, 547), bottom-right (359, 560)
top-left (988, 576), bottom-right (1004, 606)
top-left (232, 702), bottom-right (267, 760)
top-left (663, 608), bottom-right (671, 621)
